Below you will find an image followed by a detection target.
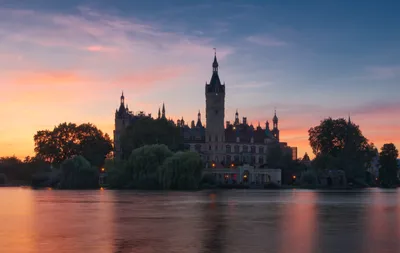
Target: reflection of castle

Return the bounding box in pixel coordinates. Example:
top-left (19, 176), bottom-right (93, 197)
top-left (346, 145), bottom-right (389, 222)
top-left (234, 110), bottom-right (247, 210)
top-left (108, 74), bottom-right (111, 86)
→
top-left (114, 53), bottom-right (297, 165)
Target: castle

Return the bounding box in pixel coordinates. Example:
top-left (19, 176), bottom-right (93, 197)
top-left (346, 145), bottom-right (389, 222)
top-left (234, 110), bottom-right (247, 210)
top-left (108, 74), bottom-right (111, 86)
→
top-left (114, 52), bottom-right (297, 167)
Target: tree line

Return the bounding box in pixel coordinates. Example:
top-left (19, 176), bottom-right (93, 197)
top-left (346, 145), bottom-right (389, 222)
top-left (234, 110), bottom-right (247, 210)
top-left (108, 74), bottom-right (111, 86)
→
top-left (0, 116), bottom-right (398, 189)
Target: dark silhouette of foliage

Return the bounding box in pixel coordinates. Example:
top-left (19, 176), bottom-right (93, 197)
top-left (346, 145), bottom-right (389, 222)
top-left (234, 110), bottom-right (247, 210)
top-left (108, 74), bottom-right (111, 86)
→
top-left (379, 143), bottom-right (399, 188)
top-left (126, 144), bottom-right (173, 189)
top-left (308, 118), bottom-right (376, 180)
top-left (34, 122), bottom-right (112, 167)
top-left (0, 173), bottom-right (7, 185)
top-left (0, 156), bottom-right (51, 184)
top-left (58, 156), bottom-right (99, 189)
top-left (120, 118), bottom-right (184, 160)
top-left (103, 158), bottom-right (131, 189)
top-left (158, 151), bottom-right (203, 190)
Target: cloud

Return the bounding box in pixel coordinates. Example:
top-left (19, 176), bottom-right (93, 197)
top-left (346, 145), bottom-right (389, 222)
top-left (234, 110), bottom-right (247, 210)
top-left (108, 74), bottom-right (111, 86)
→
top-left (246, 35), bottom-right (288, 47)
top-left (85, 45), bottom-right (118, 53)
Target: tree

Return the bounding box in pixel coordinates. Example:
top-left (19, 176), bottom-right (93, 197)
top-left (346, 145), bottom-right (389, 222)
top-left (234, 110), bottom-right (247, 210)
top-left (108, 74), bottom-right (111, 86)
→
top-left (379, 143), bottom-right (399, 188)
top-left (158, 151), bottom-right (203, 190)
top-left (126, 144), bottom-right (173, 189)
top-left (308, 118), bottom-right (376, 180)
top-left (120, 118), bottom-right (184, 160)
top-left (34, 122), bottom-right (112, 167)
top-left (58, 156), bottom-right (99, 189)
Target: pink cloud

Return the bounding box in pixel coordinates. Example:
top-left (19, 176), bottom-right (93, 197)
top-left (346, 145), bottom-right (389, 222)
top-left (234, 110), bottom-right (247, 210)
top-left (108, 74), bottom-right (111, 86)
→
top-left (85, 45), bottom-right (118, 53)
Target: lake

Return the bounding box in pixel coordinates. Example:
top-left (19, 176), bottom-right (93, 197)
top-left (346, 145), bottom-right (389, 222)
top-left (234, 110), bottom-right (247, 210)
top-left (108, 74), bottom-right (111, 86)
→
top-left (1, 188), bottom-right (400, 253)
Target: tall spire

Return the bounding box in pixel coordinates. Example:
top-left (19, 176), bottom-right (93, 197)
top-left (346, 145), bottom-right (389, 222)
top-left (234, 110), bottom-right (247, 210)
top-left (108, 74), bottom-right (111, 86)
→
top-left (348, 113), bottom-right (351, 124)
top-left (158, 107), bottom-right (161, 119)
top-left (162, 103), bottom-right (166, 119)
top-left (120, 91), bottom-right (125, 105)
top-left (212, 48), bottom-right (218, 73)
top-left (196, 110), bottom-right (203, 128)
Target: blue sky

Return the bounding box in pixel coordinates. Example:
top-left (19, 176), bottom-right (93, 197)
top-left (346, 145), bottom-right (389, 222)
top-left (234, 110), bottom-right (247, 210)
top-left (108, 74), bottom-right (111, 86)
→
top-left (0, 0), bottom-right (399, 157)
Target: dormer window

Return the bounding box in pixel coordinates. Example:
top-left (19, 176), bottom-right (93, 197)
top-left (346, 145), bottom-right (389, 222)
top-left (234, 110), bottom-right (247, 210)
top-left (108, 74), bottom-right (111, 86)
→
top-left (251, 137), bottom-right (254, 143)
top-left (236, 137), bottom-right (240, 143)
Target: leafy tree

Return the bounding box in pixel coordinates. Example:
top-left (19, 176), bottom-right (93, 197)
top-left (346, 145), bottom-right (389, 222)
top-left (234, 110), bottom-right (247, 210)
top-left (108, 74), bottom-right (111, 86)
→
top-left (34, 122), bottom-right (112, 167)
top-left (58, 156), bottom-right (99, 189)
top-left (126, 144), bottom-right (173, 189)
top-left (308, 118), bottom-right (376, 180)
top-left (158, 151), bottom-right (203, 190)
top-left (379, 143), bottom-right (399, 188)
top-left (120, 118), bottom-right (184, 160)
top-left (103, 158), bottom-right (131, 189)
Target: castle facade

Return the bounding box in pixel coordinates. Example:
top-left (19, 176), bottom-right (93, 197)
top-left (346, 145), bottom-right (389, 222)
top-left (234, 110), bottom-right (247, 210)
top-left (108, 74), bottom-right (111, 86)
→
top-left (114, 53), bottom-right (297, 167)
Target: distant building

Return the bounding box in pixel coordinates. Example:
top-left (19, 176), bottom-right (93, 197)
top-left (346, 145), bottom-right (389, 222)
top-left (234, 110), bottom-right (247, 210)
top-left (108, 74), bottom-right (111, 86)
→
top-left (113, 52), bottom-right (297, 167)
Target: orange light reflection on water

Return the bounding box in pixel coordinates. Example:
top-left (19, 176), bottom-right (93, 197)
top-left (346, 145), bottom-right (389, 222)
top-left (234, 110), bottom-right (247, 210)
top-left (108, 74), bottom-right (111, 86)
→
top-left (278, 190), bottom-right (318, 253)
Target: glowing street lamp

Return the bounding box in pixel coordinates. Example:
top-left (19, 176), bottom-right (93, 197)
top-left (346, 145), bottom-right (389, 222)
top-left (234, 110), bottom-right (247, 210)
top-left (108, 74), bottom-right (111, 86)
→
top-left (101, 168), bottom-right (105, 172)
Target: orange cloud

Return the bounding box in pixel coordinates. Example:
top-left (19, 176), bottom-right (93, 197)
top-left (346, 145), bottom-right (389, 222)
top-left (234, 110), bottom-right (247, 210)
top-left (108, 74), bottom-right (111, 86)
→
top-left (9, 71), bottom-right (86, 87)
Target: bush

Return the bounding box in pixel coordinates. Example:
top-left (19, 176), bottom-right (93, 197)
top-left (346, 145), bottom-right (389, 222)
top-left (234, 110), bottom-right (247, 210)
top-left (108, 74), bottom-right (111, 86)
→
top-left (58, 156), bottom-right (99, 189)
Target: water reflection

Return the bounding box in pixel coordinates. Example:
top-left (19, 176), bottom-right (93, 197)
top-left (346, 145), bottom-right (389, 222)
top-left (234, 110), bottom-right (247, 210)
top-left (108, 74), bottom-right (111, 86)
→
top-left (278, 190), bottom-right (317, 253)
top-left (0, 188), bottom-right (400, 253)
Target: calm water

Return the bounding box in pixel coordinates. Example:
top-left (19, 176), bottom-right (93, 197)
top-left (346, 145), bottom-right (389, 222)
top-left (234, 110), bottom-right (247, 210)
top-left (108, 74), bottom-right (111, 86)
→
top-left (1, 188), bottom-right (400, 253)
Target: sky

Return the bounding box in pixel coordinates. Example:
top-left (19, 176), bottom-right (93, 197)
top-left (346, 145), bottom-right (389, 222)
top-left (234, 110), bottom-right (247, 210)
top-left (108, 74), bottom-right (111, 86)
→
top-left (1, 0), bottom-right (400, 159)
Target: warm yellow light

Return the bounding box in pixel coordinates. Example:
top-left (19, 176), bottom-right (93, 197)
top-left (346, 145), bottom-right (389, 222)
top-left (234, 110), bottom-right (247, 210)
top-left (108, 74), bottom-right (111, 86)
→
top-left (244, 175), bottom-right (247, 178)
top-left (47, 187), bottom-right (52, 191)
top-left (293, 175), bottom-right (296, 179)
top-left (101, 168), bottom-right (105, 172)
top-left (100, 187), bottom-right (104, 191)
top-left (212, 163), bottom-right (216, 168)
top-left (231, 163), bottom-right (234, 167)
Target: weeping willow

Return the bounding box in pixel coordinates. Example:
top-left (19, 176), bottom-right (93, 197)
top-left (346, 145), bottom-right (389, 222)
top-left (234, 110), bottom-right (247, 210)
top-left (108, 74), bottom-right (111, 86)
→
top-left (58, 155), bottom-right (99, 189)
top-left (124, 144), bottom-right (203, 190)
top-left (158, 151), bottom-right (203, 190)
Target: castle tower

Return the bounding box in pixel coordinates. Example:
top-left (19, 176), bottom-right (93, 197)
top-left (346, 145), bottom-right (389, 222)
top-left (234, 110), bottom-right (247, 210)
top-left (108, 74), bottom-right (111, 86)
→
top-left (271, 109), bottom-right (280, 141)
top-left (205, 49), bottom-right (225, 163)
top-left (114, 91), bottom-right (129, 159)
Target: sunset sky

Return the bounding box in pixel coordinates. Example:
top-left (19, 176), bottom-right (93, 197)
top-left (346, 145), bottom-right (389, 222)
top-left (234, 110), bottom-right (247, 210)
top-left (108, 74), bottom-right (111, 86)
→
top-left (1, 0), bottom-right (399, 159)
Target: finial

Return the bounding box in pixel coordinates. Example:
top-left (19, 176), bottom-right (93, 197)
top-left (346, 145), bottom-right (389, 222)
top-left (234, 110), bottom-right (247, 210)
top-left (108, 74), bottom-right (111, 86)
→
top-left (213, 47), bottom-right (216, 56)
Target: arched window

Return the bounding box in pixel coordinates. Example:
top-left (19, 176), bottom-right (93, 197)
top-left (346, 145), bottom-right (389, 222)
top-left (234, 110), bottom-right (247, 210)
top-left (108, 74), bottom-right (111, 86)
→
top-left (234, 145), bottom-right (239, 153)
top-left (251, 146), bottom-right (256, 153)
